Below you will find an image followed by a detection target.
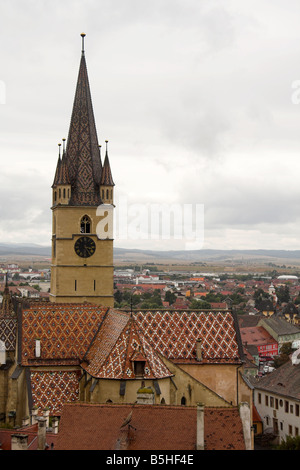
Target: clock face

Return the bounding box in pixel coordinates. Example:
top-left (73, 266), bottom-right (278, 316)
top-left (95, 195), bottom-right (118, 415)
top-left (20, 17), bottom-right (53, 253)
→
top-left (74, 236), bottom-right (96, 258)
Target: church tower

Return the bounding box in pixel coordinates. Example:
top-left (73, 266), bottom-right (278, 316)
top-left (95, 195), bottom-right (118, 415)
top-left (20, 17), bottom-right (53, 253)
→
top-left (50, 34), bottom-right (114, 307)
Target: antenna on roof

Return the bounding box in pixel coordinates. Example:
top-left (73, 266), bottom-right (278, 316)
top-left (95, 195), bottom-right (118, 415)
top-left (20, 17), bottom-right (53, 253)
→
top-left (81, 33), bottom-right (86, 55)
top-left (120, 411), bottom-right (136, 430)
top-left (120, 411), bottom-right (132, 428)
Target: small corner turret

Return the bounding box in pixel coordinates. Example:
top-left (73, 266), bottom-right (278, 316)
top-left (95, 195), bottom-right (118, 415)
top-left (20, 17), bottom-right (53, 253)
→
top-left (52, 140), bottom-right (71, 206)
top-left (100, 140), bottom-right (114, 205)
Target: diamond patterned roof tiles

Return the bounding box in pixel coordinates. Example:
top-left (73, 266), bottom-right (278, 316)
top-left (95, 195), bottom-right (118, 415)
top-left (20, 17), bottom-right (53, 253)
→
top-left (30, 369), bottom-right (81, 415)
top-left (20, 306), bottom-right (242, 371)
top-left (83, 314), bottom-right (172, 380)
top-left (21, 303), bottom-right (108, 366)
top-left (65, 53), bottom-right (102, 206)
top-left (134, 310), bottom-right (241, 364)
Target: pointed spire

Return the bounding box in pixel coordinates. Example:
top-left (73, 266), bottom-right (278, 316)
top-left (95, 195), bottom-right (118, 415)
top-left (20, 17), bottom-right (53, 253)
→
top-left (99, 145), bottom-right (102, 167)
top-left (81, 33), bottom-right (86, 56)
top-left (52, 143), bottom-right (62, 187)
top-left (65, 33), bottom-right (102, 206)
top-left (100, 140), bottom-right (115, 186)
top-left (1, 272), bottom-right (15, 319)
top-left (52, 141), bottom-right (71, 187)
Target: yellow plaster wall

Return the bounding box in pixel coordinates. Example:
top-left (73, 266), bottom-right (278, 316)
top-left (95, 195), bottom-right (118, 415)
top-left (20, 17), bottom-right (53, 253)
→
top-left (178, 363), bottom-right (251, 406)
top-left (50, 205), bottom-right (114, 306)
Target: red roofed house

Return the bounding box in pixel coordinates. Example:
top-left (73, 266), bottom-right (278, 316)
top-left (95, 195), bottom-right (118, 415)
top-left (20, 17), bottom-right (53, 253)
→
top-left (239, 326), bottom-right (278, 358)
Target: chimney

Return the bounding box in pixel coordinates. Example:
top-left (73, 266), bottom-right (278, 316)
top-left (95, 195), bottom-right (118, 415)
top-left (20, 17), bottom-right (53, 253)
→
top-left (136, 386), bottom-right (154, 404)
top-left (196, 403), bottom-right (205, 450)
top-left (0, 339), bottom-right (6, 365)
top-left (43, 408), bottom-right (50, 428)
top-left (35, 339), bottom-right (41, 358)
top-left (31, 406), bottom-right (39, 425)
top-left (22, 415), bottom-right (30, 427)
top-left (196, 339), bottom-right (202, 362)
top-left (239, 402), bottom-right (252, 450)
top-left (11, 434), bottom-right (28, 451)
top-left (52, 417), bottom-right (59, 434)
top-left (37, 416), bottom-right (47, 450)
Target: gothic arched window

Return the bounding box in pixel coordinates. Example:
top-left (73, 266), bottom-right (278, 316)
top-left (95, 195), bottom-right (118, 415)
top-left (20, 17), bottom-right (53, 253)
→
top-left (80, 215), bottom-right (91, 234)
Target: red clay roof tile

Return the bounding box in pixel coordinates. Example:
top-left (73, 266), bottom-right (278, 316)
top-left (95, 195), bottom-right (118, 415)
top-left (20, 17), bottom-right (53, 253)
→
top-left (56, 403), bottom-right (246, 450)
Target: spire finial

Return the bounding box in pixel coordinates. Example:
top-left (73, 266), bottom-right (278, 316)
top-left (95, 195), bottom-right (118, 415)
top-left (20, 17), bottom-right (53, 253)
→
top-left (62, 138), bottom-right (66, 153)
top-left (105, 140), bottom-right (108, 154)
top-left (81, 33), bottom-right (86, 55)
top-left (58, 143), bottom-right (61, 158)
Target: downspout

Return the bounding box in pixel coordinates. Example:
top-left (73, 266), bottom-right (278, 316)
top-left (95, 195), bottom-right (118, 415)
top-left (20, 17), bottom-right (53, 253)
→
top-left (231, 307), bottom-right (245, 405)
top-left (236, 362), bottom-right (243, 405)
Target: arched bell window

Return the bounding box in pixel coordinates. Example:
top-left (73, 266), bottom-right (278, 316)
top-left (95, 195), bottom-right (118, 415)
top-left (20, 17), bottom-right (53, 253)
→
top-left (80, 215), bottom-right (91, 234)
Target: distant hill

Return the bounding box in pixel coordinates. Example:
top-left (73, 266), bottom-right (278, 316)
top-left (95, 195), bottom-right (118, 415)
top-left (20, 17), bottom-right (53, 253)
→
top-left (1, 243), bottom-right (300, 263)
top-left (113, 247), bottom-right (300, 263)
top-left (0, 243), bottom-right (51, 257)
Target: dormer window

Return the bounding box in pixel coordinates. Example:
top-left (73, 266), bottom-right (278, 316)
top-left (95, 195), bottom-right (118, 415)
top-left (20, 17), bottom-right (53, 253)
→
top-left (80, 215), bottom-right (91, 233)
top-left (134, 361), bottom-right (145, 378)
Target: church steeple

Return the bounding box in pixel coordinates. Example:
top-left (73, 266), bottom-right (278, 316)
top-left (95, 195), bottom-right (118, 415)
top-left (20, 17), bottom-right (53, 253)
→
top-left (50, 34), bottom-right (114, 307)
top-left (65, 33), bottom-right (102, 206)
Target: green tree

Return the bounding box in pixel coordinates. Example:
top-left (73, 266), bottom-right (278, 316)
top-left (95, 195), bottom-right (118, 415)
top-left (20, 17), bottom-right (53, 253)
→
top-left (164, 291), bottom-right (176, 305)
top-left (277, 435), bottom-right (300, 450)
top-left (276, 285), bottom-right (290, 304)
top-left (114, 289), bottom-right (123, 304)
top-left (139, 289), bottom-right (162, 308)
top-left (253, 288), bottom-right (272, 309)
top-left (273, 342), bottom-right (293, 368)
top-left (190, 298), bottom-right (211, 309)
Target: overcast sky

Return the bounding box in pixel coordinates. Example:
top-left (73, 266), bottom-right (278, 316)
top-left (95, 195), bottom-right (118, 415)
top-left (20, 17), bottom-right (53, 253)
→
top-left (1, 0), bottom-right (300, 251)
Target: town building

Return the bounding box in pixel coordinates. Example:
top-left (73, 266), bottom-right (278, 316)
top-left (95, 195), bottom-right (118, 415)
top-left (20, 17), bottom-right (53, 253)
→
top-left (258, 317), bottom-right (300, 351)
top-left (251, 349), bottom-right (300, 445)
top-left (240, 325), bottom-right (278, 359)
top-left (281, 302), bottom-right (300, 325)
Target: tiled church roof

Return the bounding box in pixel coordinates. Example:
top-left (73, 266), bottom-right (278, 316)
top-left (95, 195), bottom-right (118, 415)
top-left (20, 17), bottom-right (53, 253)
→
top-left (29, 369), bottom-right (81, 415)
top-left (64, 48), bottom-right (103, 206)
top-left (21, 303), bottom-right (108, 366)
top-left (82, 313), bottom-right (172, 379)
top-left (20, 306), bottom-right (243, 368)
top-left (19, 304), bottom-right (243, 413)
top-left (134, 310), bottom-right (242, 364)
